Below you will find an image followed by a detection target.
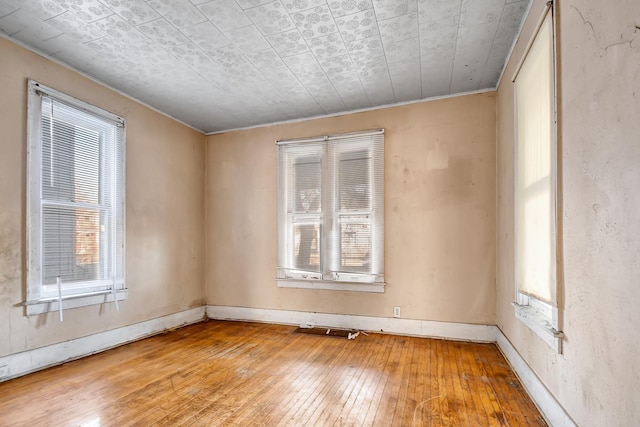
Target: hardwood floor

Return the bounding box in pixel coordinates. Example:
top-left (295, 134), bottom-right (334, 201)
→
top-left (0, 321), bottom-right (546, 426)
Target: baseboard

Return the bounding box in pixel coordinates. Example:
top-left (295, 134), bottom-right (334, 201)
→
top-left (496, 329), bottom-right (576, 427)
top-left (206, 305), bottom-right (497, 342)
top-left (0, 306), bottom-right (205, 382)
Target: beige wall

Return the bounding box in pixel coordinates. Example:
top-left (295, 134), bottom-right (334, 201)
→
top-left (205, 93), bottom-right (496, 324)
top-left (0, 37), bottom-right (205, 357)
top-left (496, 1), bottom-right (640, 426)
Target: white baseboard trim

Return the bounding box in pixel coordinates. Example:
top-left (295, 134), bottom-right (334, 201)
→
top-left (496, 329), bottom-right (576, 427)
top-left (0, 306), bottom-right (205, 382)
top-left (206, 305), bottom-right (497, 342)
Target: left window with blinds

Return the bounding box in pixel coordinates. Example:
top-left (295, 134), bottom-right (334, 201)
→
top-left (26, 80), bottom-right (126, 316)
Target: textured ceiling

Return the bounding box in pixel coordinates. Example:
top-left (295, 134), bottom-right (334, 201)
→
top-left (0, 0), bottom-right (530, 133)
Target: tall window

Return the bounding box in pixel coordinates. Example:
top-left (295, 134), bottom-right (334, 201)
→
top-left (276, 130), bottom-right (384, 292)
top-left (26, 81), bottom-right (125, 316)
top-left (513, 7), bottom-right (562, 351)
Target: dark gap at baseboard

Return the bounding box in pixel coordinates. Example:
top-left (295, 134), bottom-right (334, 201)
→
top-left (293, 327), bottom-right (359, 339)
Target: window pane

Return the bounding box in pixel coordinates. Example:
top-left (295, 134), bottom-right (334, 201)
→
top-left (293, 157), bottom-right (321, 213)
top-left (339, 150), bottom-right (370, 211)
top-left (293, 223), bottom-right (321, 272)
top-left (42, 205), bottom-right (104, 285)
top-left (340, 220), bottom-right (371, 273)
top-left (41, 116), bottom-right (102, 205)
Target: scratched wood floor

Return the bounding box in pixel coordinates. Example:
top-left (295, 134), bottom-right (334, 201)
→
top-left (0, 320), bottom-right (546, 427)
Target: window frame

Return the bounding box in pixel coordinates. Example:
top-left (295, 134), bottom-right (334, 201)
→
top-left (511, 5), bottom-right (563, 353)
top-left (25, 80), bottom-right (127, 316)
top-left (276, 129), bottom-right (384, 293)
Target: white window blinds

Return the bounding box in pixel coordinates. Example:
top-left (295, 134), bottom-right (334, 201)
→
top-left (27, 81), bottom-right (125, 304)
top-left (277, 130), bottom-right (384, 285)
top-left (514, 10), bottom-right (557, 305)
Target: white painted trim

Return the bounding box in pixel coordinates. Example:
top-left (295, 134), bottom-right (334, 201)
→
top-left (276, 279), bottom-right (384, 293)
top-left (496, 329), bottom-right (576, 427)
top-left (205, 305), bottom-right (496, 342)
top-left (0, 307), bottom-right (205, 382)
top-left (26, 289), bottom-right (129, 316)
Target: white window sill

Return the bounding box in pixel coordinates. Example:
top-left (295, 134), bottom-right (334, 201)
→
top-left (277, 279), bottom-right (384, 293)
top-left (513, 302), bottom-right (563, 353)
top-left (26, 289), bottom-right (128, 316)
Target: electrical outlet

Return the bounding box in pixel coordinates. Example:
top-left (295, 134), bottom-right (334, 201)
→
top-left (0, 365), bottom-right (8, 379)
top-left (393, 306), bottom-right (401, 318)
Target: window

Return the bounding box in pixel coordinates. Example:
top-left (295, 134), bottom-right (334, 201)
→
top-left (512, 7), bottom-right (562, 352)
top-left (26, 80), bottom-right (126, 317)
top-left (276, 130), bottom-right (384, 292)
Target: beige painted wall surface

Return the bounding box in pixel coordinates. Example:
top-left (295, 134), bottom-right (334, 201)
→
top-left (496, 1), bottom-right (640, 426)
top-left (206, 93), bottom-right (496, 324)
top-left (0, 38), bottom-right (205, 357)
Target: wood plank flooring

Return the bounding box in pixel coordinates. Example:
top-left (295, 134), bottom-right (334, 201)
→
top-left (0, 320), bottom-right (546, 426)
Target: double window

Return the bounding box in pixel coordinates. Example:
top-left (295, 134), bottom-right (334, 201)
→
top-left (513, 6), bottom-right (562, 352)
top-left (26, 81), bottom-right (126, 316)
top-left (276, 130), bottom-right (384, 292)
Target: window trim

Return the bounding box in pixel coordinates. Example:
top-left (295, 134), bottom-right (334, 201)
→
top-left (276, 129), bottom-right (385, 292)
top-left (511, 3), bottom-right (563, 353)
top-left (25, 80), bottom-right (127, 316)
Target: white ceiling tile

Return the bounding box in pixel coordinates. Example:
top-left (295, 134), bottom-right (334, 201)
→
top-left (372, 0), bottom-right (417, 21)
top-left (100, 0), bottom-right (159, 26)
top-left (421, 55), bottom-right (453, 97)
top-left (378, 12), bottom-right (418, 45)
top-left (137, 18), bottom-right (189, 47)
top-left (245, 1), bottom-right (294, 35)
top-left (319, 53), bottom-right (355, 75)
top-left (197, 0), bottom-right (251, 32)
top-left (25, 33), bottom-right (76, 55)
top-left (146, 0), bottom-right (206, 28)
top-left (181, 21), bottom-right (230, 51)
top-left (345, 34), bottom-right (384, 61)
top-left (266, 28), bottom-right (309, 57)
top-left (459, 0), bottom-right (503, 27)
top-left (282, 0), bottom-right (326, 13)
top-left (53, 0), bottom-right (113, 23)
top-left (310, 89), bottom-right (347, 114)
top-left (3, 0), bottom-right (63, 20)
top-left (0, 3), bottom-right (18, 17)
top-left (495, 0), bottom-right (528, 40)
top-left (308, 32), bottom-right (347, 60)
top-left (46, 11), bottom-right (105, 42)
top-left (327, 0), bottom-right (372, 18)
top-left (417, 0), bottom-right (460, 24)
top-left (168, 42), bottom-right (216, 68)
top-left (419, 17), bottom-right (458, 51)
top-left (0, 0), bottom-right (531, 132)
top-left (361, 72), bottom-right (396, 105)
top-left (0, 8), bottom-right (61, 39)
top-left (335, 9), bottom-right (378, 42)
top-left (479, 0), bottom-right (528, 87)
top-left (283, 51), bottom-right (323, 74)
top-left (93, 15), bottom-right (149, 46)
top-left (206, 44), bottom-right (257, 74)
top-left (262, 66), bottom-right (300, 88)
top-left (388, 56), bottom-right (421, 102)
top-left (385, 36), bottom-right (419, 63)
top-left (236, 0), bottom-right (273, 9)
top-left (354, 56), bottom-right (389, 78)
top-left (245, 48), bottom-right (286, 69)
top-left (224, 25), bottom-right (270, 53)
top-left (450, 21), bottom-right (498, 93)
top-left (292, 4), bottom-right (337, 40)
